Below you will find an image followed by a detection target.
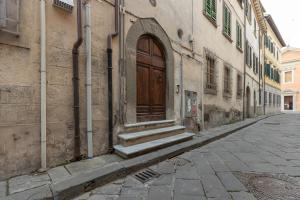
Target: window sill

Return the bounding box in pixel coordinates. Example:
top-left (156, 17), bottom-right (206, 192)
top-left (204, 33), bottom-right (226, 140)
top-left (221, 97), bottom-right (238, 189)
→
top-left (203, 12), bottom-right (217, 28)
top-left (236, 46), bottom-right (243, 53)
top-left (223, 32), bottom-right (233, 43)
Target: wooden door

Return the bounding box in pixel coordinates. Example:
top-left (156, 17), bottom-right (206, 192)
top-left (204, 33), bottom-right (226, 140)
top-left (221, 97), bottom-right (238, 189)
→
top-left (136, 35), bottom-right (166, 122)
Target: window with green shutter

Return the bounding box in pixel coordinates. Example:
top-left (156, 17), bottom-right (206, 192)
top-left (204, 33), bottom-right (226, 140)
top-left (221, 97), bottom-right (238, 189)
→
top-left (236, 22), bottom-right (242, 50)
top-left (204, 0), bottom-right (217, 23)
top-left (223, 4), bottom-right (231, 38)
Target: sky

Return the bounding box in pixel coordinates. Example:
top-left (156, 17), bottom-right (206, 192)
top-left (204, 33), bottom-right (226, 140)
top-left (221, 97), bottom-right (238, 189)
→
top-left (260, 0), bottom-right (300, 48)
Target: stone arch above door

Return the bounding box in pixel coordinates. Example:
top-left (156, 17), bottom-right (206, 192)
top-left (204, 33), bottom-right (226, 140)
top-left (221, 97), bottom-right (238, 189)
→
top-left (125, 18), bottom-right (174, 124)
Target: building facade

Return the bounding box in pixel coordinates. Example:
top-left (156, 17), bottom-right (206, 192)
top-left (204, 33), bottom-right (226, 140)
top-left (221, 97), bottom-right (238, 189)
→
top-left (244, 0), bottom-right (266, 118)
top-left (263, 14), bottom-right (285, 114)
top-left (281, 48), bottom-right (300, 112)
top-left (0, 0), bottom-right (268, 180)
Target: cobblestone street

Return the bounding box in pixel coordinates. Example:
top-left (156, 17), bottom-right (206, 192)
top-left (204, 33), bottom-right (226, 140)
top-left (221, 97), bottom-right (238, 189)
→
top-left (74, 114), bottom-right (300, 200)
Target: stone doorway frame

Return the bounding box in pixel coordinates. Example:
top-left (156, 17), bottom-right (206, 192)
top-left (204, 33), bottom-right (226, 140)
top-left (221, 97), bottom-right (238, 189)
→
top-left (124, 18), bottom-right (175, 124)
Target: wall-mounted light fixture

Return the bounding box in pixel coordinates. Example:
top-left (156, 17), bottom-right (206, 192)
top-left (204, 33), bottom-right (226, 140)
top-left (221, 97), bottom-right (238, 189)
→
top-left (176, 84), bottom-right (180, 94)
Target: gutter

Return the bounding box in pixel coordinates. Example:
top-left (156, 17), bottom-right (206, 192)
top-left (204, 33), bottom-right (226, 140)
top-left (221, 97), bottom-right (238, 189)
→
top-left (40, 0), bottom-right (47, 171)
top-left (84, 0), bottom-right (93, 158)
top-left (72, 0), bottom-right (83, 161)
top-left (107, 0), bottom-right (120, 153)
top-left (243, 7), bottom-right (247, 120)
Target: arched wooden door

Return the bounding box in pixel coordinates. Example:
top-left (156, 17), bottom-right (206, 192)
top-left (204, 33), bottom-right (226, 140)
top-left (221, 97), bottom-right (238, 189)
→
top-left (136, 35), bottom-right (166, 122)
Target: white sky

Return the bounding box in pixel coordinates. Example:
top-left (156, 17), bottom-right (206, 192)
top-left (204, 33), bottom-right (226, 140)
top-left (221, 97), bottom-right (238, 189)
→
top-left (260, 0), bottom-right (300, 47)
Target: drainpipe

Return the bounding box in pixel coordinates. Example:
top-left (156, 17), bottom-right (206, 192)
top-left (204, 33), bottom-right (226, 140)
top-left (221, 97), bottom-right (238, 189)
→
top-left (263, 33), bottom-right (266, 115)
top-left (107, 0), bottom-right (120, 153)
top-left (84, 0), bottom-right (93, 158)
top-left (258, 29), bottom-right (261, 115)
top-left (73, 0), bottom-right (83, 161)
top-left (243, 7), bottom-right (247, 120)
top-left (201, 58), bottom-right (205, 130)
top-left (40, 0), bottom-right (47, 171)
top-left (180, 54), bottom-right (184, 125)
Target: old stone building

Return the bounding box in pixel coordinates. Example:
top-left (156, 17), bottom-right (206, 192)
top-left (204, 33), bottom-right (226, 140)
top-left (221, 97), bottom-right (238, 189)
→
top-left (263, 14), bottom-right (285, 114)
top-left (244, 0), bottom-right (266, 118)
top-left (0, 0), bottom-right (268, 180)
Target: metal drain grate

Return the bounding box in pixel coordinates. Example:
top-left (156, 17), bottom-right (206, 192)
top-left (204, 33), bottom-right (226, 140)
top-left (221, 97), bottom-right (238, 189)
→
top-left (134, 168), bottom-right (160, 183)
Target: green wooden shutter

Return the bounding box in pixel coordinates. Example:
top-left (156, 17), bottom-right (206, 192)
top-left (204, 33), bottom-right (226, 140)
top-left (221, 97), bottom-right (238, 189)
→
top-left (211, 0), bottom-right (216, 21)
top-left (228, 11), bottom-right (231, 36)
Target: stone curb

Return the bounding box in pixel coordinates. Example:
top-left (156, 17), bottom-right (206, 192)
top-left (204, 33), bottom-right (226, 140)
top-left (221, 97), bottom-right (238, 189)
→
top-left (2, 114), bottom-right (279, 200)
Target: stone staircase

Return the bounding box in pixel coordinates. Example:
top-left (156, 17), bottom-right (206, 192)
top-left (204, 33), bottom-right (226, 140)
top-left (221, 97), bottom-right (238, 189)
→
top-left (114, 120), bottom-right (195, 158)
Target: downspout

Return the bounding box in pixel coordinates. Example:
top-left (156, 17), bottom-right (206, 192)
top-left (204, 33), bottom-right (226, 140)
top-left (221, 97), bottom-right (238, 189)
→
top-left (243, 7), bottom-right (247, 120)
top-left (258, 29), bottom-right (261, 115)
top-left (40, 0), bottom-right (47, 171)
top-left (107, 0), bottom-right (120, 153)
top-left (84, 0), bottom-right (93, 158)
top-left (73, 0), bottom-right (83, 161)
top-left (201, 57), bottom-right (205, 130)
top-left (263, 33), bottom-right (266, 115)
top-left (180, 54), bottom-right (184, 125)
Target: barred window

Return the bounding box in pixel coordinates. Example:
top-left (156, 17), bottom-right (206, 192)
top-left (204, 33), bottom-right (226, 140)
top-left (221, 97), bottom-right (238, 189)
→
top-left (223, 65), bottom-right (232, 97)
top-left (205, 55), bottom-right (217, 94)
top-left (237, 74), bottom-right (242, 98)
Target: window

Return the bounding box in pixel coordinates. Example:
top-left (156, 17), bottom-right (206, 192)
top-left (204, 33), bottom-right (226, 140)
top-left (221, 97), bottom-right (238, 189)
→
top-left (223, 4), bottom-right (231, 38)
top-left (264, 91), bottom-right (268, 105)
top-left (246, 3), bottom-right (252, 23)
top-left (236, 22), bottom-right (243, 50)
top-left (284, 71), bottom-right (293, 83)
top-left (273, 94), bottom-right (276, 106)
top-left (223, 65), bottom-right (232, 97)
top-left (246, 42), bottom-right (253, 67)
top-left (204, 0), bottom-right (217, 23)
top-left (205, 55), bottom-right (217, 94)
top-left (254, 19), bottom-right (257, 37)
top-left (265, 64), bottom-right (271, 78)
top-left (237, 74), bottom-right (242, 98)
top-left (252, 53), bottom-right (255, 70)
top-left (0, 0), bottom-right (20, 35)
top-left (269, 93), bottom-right (272, 105)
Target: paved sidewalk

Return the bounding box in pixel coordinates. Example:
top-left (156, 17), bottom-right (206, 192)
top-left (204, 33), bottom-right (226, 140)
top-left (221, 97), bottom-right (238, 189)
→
top-left (74, 113), bottom-right (300, 200)
top-left (0, 115), bottom-right (276, 200)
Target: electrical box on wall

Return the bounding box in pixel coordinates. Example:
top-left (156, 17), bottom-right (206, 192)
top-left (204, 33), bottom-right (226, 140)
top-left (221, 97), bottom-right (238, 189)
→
top-left (53, 0), bottom-right (74, 12)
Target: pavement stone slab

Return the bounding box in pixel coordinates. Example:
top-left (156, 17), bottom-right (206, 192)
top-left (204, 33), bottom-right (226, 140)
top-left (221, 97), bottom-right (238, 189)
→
top-left (230, 191), bottom-right (257, 200)
top-left (1, 185), bottom-right (52, 200)
top-left (216, 172), bottom-right (247, 192)
top-left (48, 166), bottom-right (71, 184)
top-left (174, 179), bottom-right (204, 196)
top-left (8, 174), bottom-right (50, 195)
top-left (148, 186), bottom-right (171, 200)
top-left (0, 181), bottom-right (7, 198)
top-left (200, 174), bottom-right (231, 199)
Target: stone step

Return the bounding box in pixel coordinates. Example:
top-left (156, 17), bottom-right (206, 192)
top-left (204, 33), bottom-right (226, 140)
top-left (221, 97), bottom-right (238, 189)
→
top-left (114, 132), bottom-right (195, 158)
top-left (124, 119), bottom-right (175, 132)
top-left (118, 125), bottom-right (185, 146)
